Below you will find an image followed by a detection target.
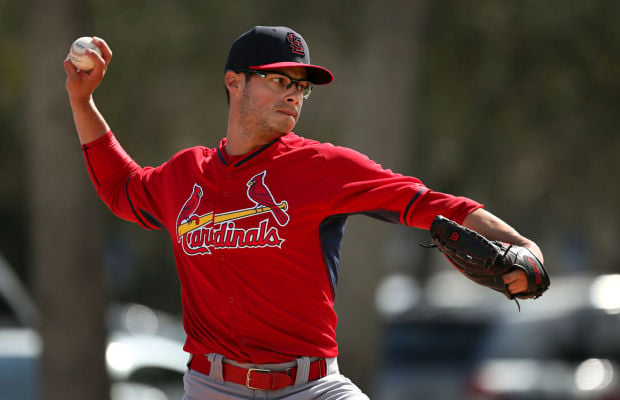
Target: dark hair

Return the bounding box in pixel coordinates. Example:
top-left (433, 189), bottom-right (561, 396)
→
top-left (225, 71), bottom-right (254, 105)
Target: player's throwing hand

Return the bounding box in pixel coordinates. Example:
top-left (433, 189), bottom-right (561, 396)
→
top-left (63, 37), bottom-right (112, 103)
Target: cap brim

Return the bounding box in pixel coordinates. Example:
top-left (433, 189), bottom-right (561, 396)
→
top-left (250, 62), bottom-right (333, 85)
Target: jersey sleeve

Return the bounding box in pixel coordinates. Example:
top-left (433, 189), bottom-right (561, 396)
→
top-left (319, 144), bottom-right (482, 229)
top-left (81, 131), bottom-right (164, 230)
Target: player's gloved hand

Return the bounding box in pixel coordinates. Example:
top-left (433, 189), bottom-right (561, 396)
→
top-left (424, 215), bottom-right (550, 308)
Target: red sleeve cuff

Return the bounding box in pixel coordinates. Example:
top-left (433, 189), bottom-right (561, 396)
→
top-left (81, 131), bottom-right (139, 189)
top-left (404, 189), bottom-right (484, 229)
top-left (81, 130), bottom-right (115, 149)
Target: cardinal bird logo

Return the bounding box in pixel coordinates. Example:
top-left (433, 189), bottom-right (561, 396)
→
top-left (247, 171), bottom-right (290, 226)
top-left (176, 183), bottom-right (203, 230)
top-left (175, 175), bottom-right (289, 255)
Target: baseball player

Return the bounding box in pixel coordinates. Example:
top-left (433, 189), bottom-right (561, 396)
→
top-left (63, 26), bottom-right (544, 399)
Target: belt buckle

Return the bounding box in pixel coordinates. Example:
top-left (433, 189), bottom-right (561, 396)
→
top-left (246, 368), bottom-right (271, 390)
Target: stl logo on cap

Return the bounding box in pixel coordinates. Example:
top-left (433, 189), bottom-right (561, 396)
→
top-left (287, 32), bottom-right (305, 56)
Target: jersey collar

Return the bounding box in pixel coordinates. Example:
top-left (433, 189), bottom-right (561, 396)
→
top-left (216, 137), bottom-right (280, 167)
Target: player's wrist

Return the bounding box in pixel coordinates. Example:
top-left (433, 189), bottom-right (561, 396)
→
top-left (521, 240), bottom-right (544, 264)
top-left (69, 94), bottom-right (95, 109)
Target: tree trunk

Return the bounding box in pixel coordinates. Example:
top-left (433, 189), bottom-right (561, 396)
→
top-left (25, 0), bottom-right (109, 399)
top-left (336, 0), bottom-right (427, 392)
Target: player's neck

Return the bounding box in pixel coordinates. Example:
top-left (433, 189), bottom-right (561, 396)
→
top-left (224, 130), bottom-right (281, 156)
top-left (225, 121), bottom-right (286, 155)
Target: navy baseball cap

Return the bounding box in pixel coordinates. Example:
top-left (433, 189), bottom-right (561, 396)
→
top-left (225, 26), bottom-right (333, 85)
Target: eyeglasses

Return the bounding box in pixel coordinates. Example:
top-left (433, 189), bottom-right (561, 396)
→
top-left (244, 69), bottom-right (313, 99)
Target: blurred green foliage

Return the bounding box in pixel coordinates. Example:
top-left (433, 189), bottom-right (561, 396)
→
top-left (1, 0), bottom-right (618, 312)
top-left (413, 0), bottom-right (620, 272)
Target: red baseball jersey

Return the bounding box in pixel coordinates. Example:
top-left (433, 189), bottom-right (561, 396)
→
top-left (82, 131), bottom-right (482, 363)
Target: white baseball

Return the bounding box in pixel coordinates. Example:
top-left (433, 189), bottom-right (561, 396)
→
top-left (69, 37), bottom-right (102, 71)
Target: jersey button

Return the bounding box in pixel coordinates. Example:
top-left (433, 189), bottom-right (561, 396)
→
top-left (218, 254), bottom-right (225, 261)
top-left (227, 172), bottom-right (234, 178)
top-left (228, 297), bottom-right (235, 304)
top-left (222, 191), bottom-right (229, 198)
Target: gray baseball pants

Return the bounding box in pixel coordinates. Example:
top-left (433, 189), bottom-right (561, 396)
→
top-left (182, 354), bottom-right (370, 400)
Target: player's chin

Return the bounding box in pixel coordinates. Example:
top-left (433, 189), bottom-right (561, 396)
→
top-left (273, 116), bottom-right (297, 133)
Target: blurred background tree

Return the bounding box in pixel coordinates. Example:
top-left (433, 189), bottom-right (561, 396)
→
top-left (1, 0), bottom-right (619, 397)
top-left (24, 0), bottom-right (109, 398)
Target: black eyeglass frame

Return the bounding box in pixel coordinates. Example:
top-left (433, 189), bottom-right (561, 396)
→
top-left (241, 69), bottom-right (313, 99)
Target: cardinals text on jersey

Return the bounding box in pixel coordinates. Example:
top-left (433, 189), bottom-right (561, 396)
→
top-left (176, 171), bottom-right (289, 256)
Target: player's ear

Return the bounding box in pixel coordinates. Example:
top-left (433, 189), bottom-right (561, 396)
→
top-left (225, 71), bottom-right (244, 94)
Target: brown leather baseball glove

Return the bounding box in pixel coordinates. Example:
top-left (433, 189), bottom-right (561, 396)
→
top-left (427, 215), bottom-right (550, 303)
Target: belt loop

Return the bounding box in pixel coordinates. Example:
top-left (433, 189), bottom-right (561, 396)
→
top-left (207, 353), bottom-right (225, 383)
top-left (294, 356), bottom-right (311, 386)
top-left (325, 357), bottom-right (339, 375)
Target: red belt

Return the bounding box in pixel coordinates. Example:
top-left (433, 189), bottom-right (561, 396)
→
top-left (189, 355), bottom-right (327, 391)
